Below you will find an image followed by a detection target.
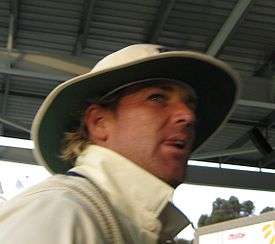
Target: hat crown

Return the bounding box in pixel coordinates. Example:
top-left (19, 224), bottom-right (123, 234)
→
top-left (91, 44), bottom-right (163, 73)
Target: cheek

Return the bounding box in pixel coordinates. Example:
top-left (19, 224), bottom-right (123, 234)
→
top-left (118, 108), bottom-right (161, 129)
top-left (115, 109), bottom-right (165, 143)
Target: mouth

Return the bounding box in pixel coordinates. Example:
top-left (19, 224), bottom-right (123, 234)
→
top-left (165, 140), bottom-right (186, 149)
top-left (163, 139), bottom-right (189, 151)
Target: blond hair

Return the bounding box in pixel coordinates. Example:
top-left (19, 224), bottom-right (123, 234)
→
top-left (60, 125), bottom-right (91, 162)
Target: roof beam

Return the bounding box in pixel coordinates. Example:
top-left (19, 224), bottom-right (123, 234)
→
top-left (248, 128), bottom-right (275, 168)
top-left (229, 118), bottom-right (275, 129)
top-left (221, 111), bottom-right (275, 163)
top-left (192, 145), bottom-right (275, 162)
top-left (192, 147), bottom-right (259, 160)
top-left (207, 0), bottom-right (255, 56)
top-left (238, 99), bottom-right (275, 110)
top-left (0, 116), bottom-right (30, 133)
top-left (240, 76), bottom-right (275, 107)
top-left (261, 151), bottom-right (275, 168)
top-left (7, 0), bottom-right (20, 51)
top-left (1, 77), bottom-right (10, 116)
top-left (254, 51), bottom-right (275, 77)
top-left (0, 146), bottom-right (36, 165)
top-left (0, 76), bottom-right (10, 135)
top-left (73, 0), bottom-right (97, 56)
top-left (0, 49), bottom-right (92, 76)
top-left (185, 165), bottom-right (275, 192)
top-left (0, 67), bottom-right (72, 81)
top-left (147, 0), bottom-right (176, 43)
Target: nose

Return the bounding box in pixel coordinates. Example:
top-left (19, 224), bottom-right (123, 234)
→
top-left (171, 101), bottom-right (196, 129)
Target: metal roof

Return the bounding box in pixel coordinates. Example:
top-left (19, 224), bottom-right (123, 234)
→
top-left (1, 0), bottom-right (275, 190)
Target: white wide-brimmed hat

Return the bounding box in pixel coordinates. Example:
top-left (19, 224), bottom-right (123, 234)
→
top-left (32, 44), bottom-right (240, 174)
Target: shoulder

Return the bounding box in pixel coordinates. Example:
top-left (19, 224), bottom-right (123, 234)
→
top-left (7, 174), bottom-right (95, 214)
top-left (0, 175), bottom-right (89, 220)
top-left (0, 175), bottom-right (104, 244)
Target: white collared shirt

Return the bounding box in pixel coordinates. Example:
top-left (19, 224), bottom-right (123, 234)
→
top-left (74, 145), bottom-right (190, 243)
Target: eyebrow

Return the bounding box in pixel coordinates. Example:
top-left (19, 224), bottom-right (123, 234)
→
top-left (155, 85), bottom-right (198, 107)
top-left (156, 85), bottom-right (196, 98)
top-left (155, 85), bottom-right (192, 93)
top-left (147, 85), bottom-right (177, 94)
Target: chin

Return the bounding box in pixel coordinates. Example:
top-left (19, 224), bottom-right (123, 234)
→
top-left (170, 181), bottom-right (181, 188)
top-left (167, 178), bottom-right (184, 188)
top-left (161, 171), bottom-right (185, 188)
top-left (150, 156), bottom-right (187, 186)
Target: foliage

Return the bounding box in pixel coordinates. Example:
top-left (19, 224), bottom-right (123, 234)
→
top-left (260, 207), bottom-right (275, 214)
top-left (198, 196), bottom-right (255, 227)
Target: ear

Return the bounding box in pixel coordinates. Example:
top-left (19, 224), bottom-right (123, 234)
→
top-left (84, 104), bottom-right (114, 143)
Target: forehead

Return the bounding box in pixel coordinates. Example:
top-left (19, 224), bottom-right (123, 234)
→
top-left (140, 83), bottom-right (193, 94)
top-left (121, 81), bottom-right (197, 100)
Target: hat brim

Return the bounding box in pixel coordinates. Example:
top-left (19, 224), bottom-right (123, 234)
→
top-left (32, 51), bottom-right (240, 174)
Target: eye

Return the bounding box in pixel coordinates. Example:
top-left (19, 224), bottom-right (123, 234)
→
top-left (147, 93), bottom-right (168, 104)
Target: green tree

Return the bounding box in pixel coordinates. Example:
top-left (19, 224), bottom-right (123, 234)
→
top-left (260, 207), bottom-right (275, 214)
top-left (241, 200), bottom-right (254, 216)
top-left (198, 214), bottom-right (209, 227)
top-left (198, 196), bottom-right (255, 227)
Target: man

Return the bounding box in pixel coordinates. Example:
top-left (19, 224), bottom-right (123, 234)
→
top-left (0, 44), bottom-right (239, 243)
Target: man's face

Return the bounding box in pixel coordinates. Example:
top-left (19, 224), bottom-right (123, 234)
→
top-left (98, 83), bottom-right (196, 187)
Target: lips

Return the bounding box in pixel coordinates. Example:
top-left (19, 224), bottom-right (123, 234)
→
top-left (164, 135), bottom-right (192, 151)
top-left (164, 139), bottom-right (187, 149)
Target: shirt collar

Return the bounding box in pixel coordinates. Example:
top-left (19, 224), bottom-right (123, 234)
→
top-left (73, 145), bottom-right (190, 239)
